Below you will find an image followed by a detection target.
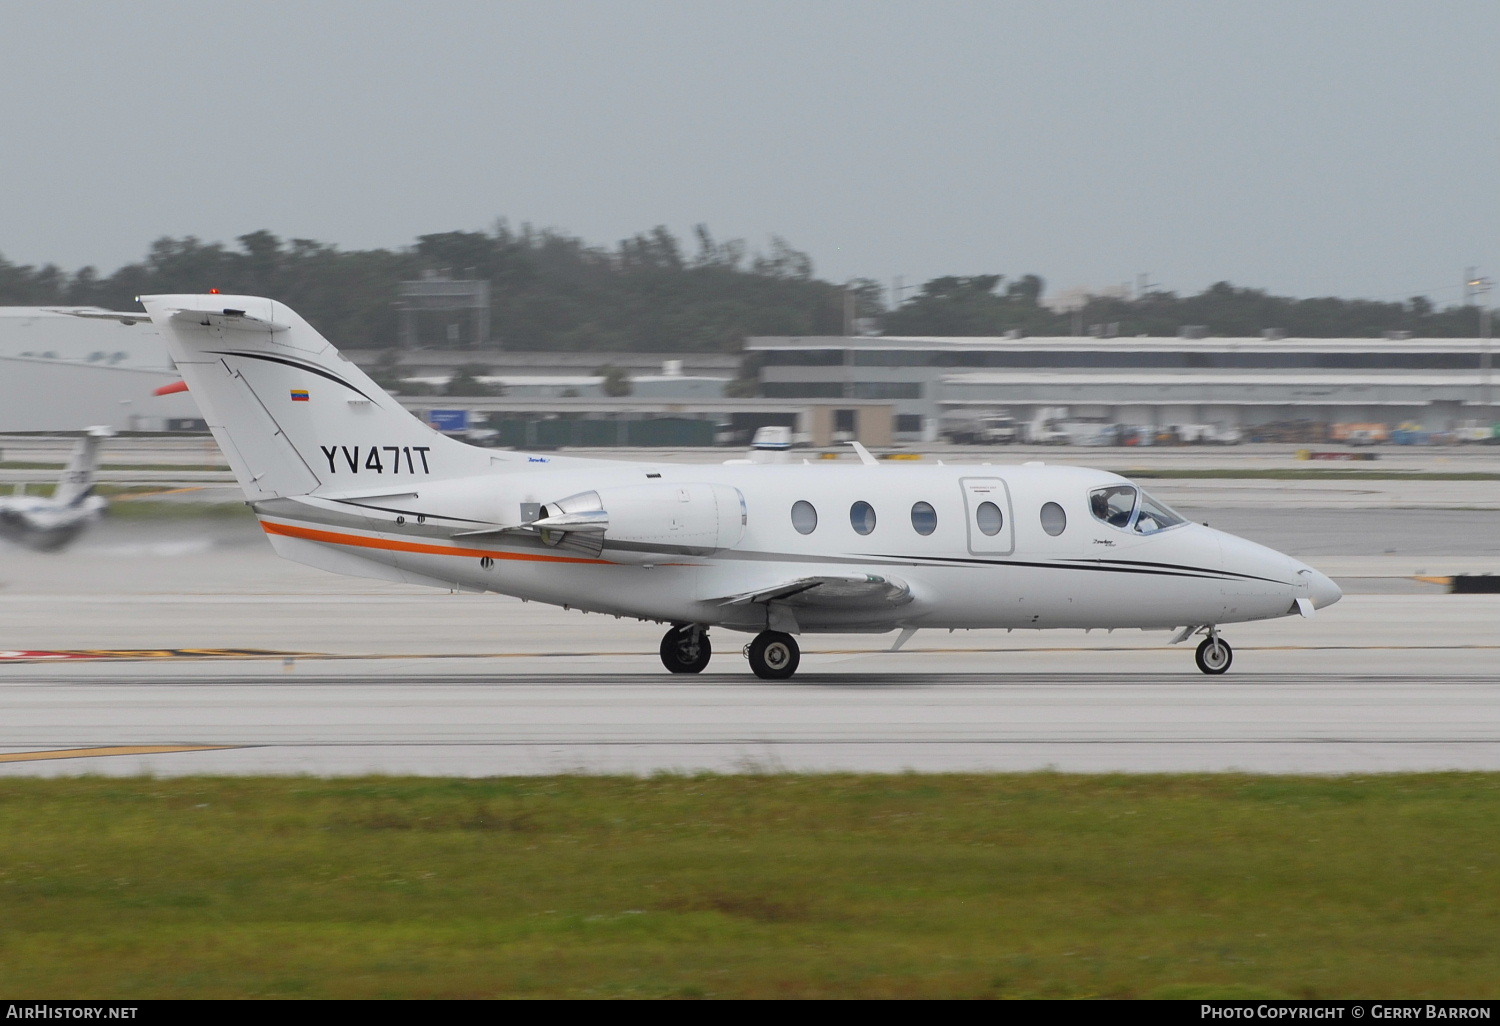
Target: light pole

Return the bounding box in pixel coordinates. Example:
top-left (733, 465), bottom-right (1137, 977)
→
top-left (1469, 273), bottom-right (1494, 415)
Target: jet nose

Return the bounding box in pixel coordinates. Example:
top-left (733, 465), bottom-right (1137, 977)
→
top-left (1305, 568), bottom-right (1342, 609)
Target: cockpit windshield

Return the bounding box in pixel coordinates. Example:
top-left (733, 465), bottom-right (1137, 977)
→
top-left (1088, 485), bottom-right (1186, 534)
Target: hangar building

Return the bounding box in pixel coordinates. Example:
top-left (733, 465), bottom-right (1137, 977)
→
top-left (747, 334), bottom-right (1500, 439)
top-left (0, 308), bottom-right (192, 431)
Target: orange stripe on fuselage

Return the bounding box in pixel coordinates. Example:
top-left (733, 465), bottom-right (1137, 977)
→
top-left (260, 519), bottom-right (614, 564)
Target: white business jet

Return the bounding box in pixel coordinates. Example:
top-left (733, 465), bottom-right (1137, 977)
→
top-left (138, 294), bottom-right (1339, 678)
top-left (0, 427), bottom-right (113, 551)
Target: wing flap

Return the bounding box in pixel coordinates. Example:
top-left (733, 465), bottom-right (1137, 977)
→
top-left (713, 573), bottom-right (911, 607)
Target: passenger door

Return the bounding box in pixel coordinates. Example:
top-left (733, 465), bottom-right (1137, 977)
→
top-left (960, 477), bottom-right (1014, 555)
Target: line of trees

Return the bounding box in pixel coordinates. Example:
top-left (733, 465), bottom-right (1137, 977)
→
top-left (880, 274), bottom-right (1490, 339)
top-left (0, 224), bottom-right (1491, 349)
top-left (0, 224), bottom-right (847, 352)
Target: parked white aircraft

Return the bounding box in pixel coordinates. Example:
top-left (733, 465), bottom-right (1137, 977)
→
top-left (137, 294), bottom-right (1340, 678)
top-left (0, 427), bottom-right (113, 551)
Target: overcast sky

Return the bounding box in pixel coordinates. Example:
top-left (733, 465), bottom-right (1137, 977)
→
top-left (1, 1), bottom-right (1495, 305)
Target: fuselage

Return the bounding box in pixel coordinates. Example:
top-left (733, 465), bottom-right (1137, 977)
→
top-left (253, 457), bottom-right (1339, 635)
top-left (0, 495), bottom-right (108, 552)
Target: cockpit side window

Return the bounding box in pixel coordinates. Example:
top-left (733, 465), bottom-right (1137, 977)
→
top-left (1088, 485), bottom-right (1187, 534)
top-left (1089, 486), bottom-right (1137, 528)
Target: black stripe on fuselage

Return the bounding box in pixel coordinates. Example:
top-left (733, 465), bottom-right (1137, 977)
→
top-left (328, 498), bottom-right (494, 525)
top-left (871, 551), bottom-right (1289, 585)
top-left (1058, 555), bottom-right (1288, 585)
top-left (207, 350), bottom-right (376, 401)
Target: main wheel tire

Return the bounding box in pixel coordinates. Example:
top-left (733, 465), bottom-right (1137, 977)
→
top-left (659, 625), bottom-right (711, 674)
top-left (747, 630), bottom-right (800, 680)
top-left (1195, 636), bottom-right (1233, 675)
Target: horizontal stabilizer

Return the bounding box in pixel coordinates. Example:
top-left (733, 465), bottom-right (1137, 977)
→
top-left (166, 307), bottom-right (289, 332)
top-left (530, 510), bottom-right (609, 532)
top-left (713, 573), bottom-right (911, 608)
top-left (48, 308), bottom-right (153, 326)
top-left (452, 509), bottom-right (608, 539)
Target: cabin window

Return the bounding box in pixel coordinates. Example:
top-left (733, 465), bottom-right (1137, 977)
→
top-left (975, 501), bottom-right (1004, 536)
top-left (1040, 501), bottom-right (1067, 536)
top-left (791, 500), bottom-right (818, 535)
top-left (910, 501), bottom-right (938, 536)
top-left (850, 501), bottom-right (877, 535)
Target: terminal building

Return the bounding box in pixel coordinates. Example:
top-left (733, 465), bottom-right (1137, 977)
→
top-left (747, 334), bottom-right (1500, 440)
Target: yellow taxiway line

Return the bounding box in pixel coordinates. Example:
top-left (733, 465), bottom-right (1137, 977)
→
top-left (0, 745), bottom-right (240, 763)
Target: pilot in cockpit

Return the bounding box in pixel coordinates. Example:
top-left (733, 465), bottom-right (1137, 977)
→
top-left (1090, 485), bottom-right (1137, 528)
top-left (1090, 490), bottom-right (1110, 521)
top-left (1091, 484), bottom-right (1185, 535)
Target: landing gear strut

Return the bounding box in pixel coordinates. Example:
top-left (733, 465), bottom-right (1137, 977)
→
top-left (746, 630), bottom-right (800, 680)
top-left (1194, 630), bottom-right (1233, 675)
top-left (659, 624), bottom-right (711, 674)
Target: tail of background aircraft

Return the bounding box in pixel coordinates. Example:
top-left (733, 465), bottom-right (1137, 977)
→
top-left (52, 426), bottom-right (114, 507)
top-left (140, 295), bottom-right (498, 501)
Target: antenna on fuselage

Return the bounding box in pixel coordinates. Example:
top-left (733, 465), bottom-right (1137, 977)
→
top-left (848, 441), bottom-right (879, 466)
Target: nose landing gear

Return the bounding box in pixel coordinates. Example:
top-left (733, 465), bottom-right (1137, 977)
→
top-left (745, 630), bottom-right (800, 680)
top-left (1194, 630), bottom-right (1233, 675)
top-left (659, 623), bottom-right (711, 674)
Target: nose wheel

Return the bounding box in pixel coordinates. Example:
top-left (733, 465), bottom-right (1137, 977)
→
top-left (1194, 634), bottom-right (1233, 675)
top-left (746, 630), bottom-right (800, 680)
top-left (659, 624), bottom-right (711, 674)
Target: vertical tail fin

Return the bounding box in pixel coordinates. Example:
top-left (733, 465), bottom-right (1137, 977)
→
top-left (52, 427), bottom-right (113, 507)
top-left (140, 294), bottom-right (497, 500)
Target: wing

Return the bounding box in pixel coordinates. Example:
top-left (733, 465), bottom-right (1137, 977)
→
top-left (710, 573), bottom-right (912, 608)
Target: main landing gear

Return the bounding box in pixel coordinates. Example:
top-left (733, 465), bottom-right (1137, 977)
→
top-left (1194, 630), bottom-right (1233, 675)
top-left (659, 624), bottom-right (711, 674)
top-left (658, 625), bottom-right (803, 679)
top-left (745, 630), bottom-right (800, 680)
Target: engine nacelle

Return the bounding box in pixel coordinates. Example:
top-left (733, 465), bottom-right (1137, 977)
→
top-left (538, 482), bottom-right (745, 559)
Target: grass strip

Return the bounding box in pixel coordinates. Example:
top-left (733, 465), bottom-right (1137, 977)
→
top-left (0, 773), bottom-right (1495, 999)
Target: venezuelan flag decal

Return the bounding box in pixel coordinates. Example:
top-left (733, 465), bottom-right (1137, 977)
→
top-left (290, 389), bottom-right (310, 402)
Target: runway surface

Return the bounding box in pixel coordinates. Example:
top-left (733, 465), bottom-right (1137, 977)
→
top-left (1, 666), bottom-right (1497, 776)
top-left (3, 498), bottom-right (1500, 777)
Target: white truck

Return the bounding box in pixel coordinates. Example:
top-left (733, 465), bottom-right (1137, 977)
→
top-left (1026, 407), bottom-right (1072, 445)
top-left (1174, 423), bottom-right (1243, 445)
top-left (942, 412), bottom-right (1020, 445)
